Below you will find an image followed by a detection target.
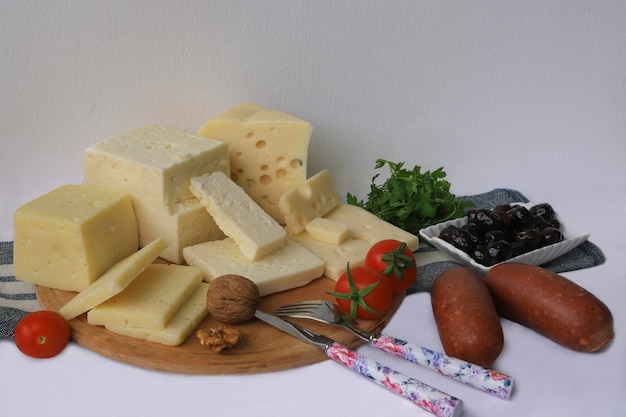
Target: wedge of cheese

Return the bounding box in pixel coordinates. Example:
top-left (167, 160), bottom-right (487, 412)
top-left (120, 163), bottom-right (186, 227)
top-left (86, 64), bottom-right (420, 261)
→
top-left (290, 204), bottom-right (419, 280)
top-left (189, 171), bottom-right (286, 261)
top-left (59, 237), bottom-right (167, 320)
top-left (14, 184), bottom-right (139, 292)
top-left (105, 282), bottom-right (209, 346)
top-left (196, 102), bottom-right (312, 223)
top-left (279, 169), bottom-right (342, 235)
top-left (183, 238), bottom-right (324, 297)
top-left (87, 264), bottom-right (202, 330)
top-left (84, 124), bottom-right (230, 263)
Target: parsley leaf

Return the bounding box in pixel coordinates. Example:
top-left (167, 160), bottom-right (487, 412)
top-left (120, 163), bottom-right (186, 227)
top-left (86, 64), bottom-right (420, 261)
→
top-left (346, 159), bottom-right (473, 234)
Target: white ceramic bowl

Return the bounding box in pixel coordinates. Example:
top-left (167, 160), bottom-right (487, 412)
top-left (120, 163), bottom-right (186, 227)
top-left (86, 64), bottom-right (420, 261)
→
top-left (418, 202), bottom-right (590, 274)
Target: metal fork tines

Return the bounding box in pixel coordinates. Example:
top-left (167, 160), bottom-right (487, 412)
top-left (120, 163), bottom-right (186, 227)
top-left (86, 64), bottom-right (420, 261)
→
top-left (274, 299), bottom-right (515, 401)
top-left (274, 300), bottom-right (375, 341)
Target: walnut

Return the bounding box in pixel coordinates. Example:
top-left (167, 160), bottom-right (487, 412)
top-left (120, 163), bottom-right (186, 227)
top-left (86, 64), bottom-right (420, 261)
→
top-left (196, 327), bottom-right (241, 352)
top-left (205, 274), bottom-right (260, 324)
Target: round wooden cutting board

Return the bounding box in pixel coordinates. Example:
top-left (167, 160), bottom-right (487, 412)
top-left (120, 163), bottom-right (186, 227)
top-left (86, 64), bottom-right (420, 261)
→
top-left (36, 276), bottom-right (405, 375)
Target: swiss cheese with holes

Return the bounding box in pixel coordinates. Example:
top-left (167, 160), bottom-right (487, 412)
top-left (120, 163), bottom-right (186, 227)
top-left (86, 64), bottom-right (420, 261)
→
top-left (196, 102), bottom-right (312, 223)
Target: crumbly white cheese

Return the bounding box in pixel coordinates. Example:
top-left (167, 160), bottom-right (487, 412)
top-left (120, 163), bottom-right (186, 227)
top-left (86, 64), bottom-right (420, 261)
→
top-left (183, 238), bottom-right (324, 297)
top-left (189, 171), bottom-right (286, 261)
top-left (304, 217), bottom-right (350, 245)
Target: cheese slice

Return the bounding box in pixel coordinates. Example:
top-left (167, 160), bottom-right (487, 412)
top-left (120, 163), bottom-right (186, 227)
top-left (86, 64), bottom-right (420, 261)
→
top-left (305, 217), bottom-right (350, 245)
top-left (87, 264), bottom-right (202, 330)
top-left (105, 282), bottom-right (209, 346)
top-left (290, 204), bottom-right (419, 280)
top-left (59, 237), bottom-right (167, 320)
top-left (14, 184), bottom-right (139, 292)
top-left (196, 102), bottom-right (312, 223)
top-left (279, 169), bottom-right (342, 235)
top-left (84, 124), bottom-right (230, 206)
top-left (189, 171), bottom-right (286, 261)
top-left (183, 238), bottom-right (324, 297)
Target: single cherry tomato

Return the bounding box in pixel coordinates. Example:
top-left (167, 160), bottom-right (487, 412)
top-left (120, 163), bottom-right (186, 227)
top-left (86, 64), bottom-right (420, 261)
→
top-left (365, 239), bottom-right (417, 295)
top-left (329, 264), bottom-right (393, 321)
top-left (14, 310), bottom-right (71, 358)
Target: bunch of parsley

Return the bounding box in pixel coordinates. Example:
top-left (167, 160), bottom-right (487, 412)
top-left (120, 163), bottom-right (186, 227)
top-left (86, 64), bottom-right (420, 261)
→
top-left (346, 159), bottom-right (473, 235)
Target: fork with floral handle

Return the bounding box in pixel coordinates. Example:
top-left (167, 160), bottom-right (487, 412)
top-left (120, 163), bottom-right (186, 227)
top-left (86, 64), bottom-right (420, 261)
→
top-left (274, 300), bottom-right (514, 400)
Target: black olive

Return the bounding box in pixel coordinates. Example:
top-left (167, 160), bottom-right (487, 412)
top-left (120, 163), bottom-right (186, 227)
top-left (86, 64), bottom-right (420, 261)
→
top-left (507, 206), bottom-right (534, 231)
top-left (462, 223), bottom-right (483, 246)
top-left (493, 204), bottom-right (512, 213)
top-left (515, 228), bottom-right (542, 251)
top-left (540, 227), bottom-right (564, 246)
top-left (510, 239), bottom-right (528, 257)
top-left (439, 225), bottom-right (473, 253)
top-left (484, 240), bottom-right (513, 266)
top-left (470, 244), bottom-right (487, 265)
top-left (484, 229), bottom-right (510, 243)
top-left (530, 203), bottom-right (556, 222)
top-left (533, 215), bottom-right (550, 230)
top-left (472, 209), bottom-right (503, 232)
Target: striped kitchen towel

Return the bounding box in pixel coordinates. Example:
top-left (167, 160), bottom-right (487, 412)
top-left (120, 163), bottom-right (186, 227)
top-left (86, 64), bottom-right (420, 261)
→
top-left (0, 241), bottom-right (39, 338)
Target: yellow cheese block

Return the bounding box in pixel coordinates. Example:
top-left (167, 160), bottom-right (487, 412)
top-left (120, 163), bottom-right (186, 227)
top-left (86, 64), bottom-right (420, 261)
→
top-left (105, 282), bottom-right (209, 346)
top-left (279, 169), bottom-right (342, 235)
top-left (189, 171), bottom-right (286, 261)
top-left (14, 184), bottom-right (139, 292)
top-left (305, 217), bottom-right (350, 245)
top-left (183, 238), bottom-right (324, 297)
top-left (290, 204), bottom-right (420, 280)
top-left (197, 102), bottom-right (312, 223)
top-left (87, 264), bottom-right (202, 330)
top-left (59, 237), bottom-right (167, 320)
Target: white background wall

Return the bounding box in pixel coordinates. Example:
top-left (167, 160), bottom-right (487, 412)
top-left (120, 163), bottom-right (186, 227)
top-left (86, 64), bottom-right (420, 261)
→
top-left (1, 1), bottom-right (625, 240)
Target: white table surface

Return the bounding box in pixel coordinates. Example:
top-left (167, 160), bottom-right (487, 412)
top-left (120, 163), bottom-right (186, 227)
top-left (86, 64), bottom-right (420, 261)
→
top-left (1, 2), bottom-right (625, 416)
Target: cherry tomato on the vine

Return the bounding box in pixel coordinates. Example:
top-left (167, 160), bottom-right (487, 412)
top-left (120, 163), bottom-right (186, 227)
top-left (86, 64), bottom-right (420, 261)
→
top-left (365, 239), bottom-right (417, 295)
top-left (329, 264), bottom-right (393, 321)
top-left (14, 310), bottom-right (71, 358)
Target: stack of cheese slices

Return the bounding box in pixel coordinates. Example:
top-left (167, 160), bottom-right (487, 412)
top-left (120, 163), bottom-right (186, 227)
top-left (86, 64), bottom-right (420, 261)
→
top-left (13, 102), bottom-right (419, 346)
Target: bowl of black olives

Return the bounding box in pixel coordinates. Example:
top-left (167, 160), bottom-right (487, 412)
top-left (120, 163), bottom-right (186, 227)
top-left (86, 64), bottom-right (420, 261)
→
top-left (419, 202), bottom-right (590, 274)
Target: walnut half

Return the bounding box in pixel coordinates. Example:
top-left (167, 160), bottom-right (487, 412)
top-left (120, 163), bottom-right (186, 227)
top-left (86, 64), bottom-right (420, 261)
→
top-left (197, 327), bottom-right (241, 352)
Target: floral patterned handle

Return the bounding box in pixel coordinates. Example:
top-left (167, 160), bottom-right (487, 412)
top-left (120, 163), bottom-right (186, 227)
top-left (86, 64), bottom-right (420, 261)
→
top-left (372, 334), bottom-right (514, 400)
top-left (326, 342), bottom-right (463, 417)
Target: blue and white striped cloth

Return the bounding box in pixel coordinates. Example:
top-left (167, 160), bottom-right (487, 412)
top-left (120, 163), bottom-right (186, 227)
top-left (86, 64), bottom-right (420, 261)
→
top-left (0, 189), bottom-right (606, 339)
top-left (0, 241), bottom-right (39, 338)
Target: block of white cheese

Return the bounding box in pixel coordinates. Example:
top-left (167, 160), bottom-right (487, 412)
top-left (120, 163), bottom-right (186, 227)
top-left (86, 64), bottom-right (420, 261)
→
top-left (305, 217), bottom-right (350, 245)
top-left (105, 282), bottom-right (209, 346)
top-left (196, 102), bottom-right (312, 223)
top-left (189, 171), bottom-right (286, 261)
top-left (87, 264), bottom-right (202, 330)
top-left (130, 197), bottom-right (224, 264)
top-left (59, 237), bottom-right (167, 320)
top-left (290, 204), bottom-right (420, 280)
top-left (84, 124), bottom-right (230, 205)
top-left (83, 124), bottom-right (229, 263)
top-left (14, 184), bottom-right (139, 292)
top-left (279, 169), bottom-right (342, 235)
top-left (183, 238), bottom-right (324, 297)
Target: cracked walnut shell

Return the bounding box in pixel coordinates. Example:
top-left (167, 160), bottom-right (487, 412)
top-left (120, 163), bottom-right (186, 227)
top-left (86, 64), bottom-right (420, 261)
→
top-left (206, 274), bottom-right (260, 324)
